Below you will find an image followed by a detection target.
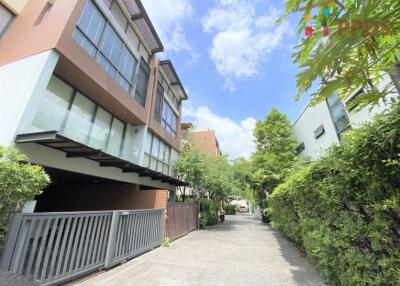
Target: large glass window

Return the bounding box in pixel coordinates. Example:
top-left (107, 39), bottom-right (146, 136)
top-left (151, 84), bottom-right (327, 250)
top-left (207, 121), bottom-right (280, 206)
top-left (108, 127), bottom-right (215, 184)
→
top-left (73, 1), bottom-right (105, 58)
top-left (106, 118), bottom-right (125, 157)
top-left (121, 126), bottom-right (139, 163)
top-left (29, 76), bottom-right (142, 164)
top-left (327, 94), bottom-right (351, 137)
top-left (154, 84), bottom-right (164, 123)
top-left (63, 93), bottom-right (95, 143)
top-left (156, 75), bottom-right (179, 137)
top-left (161, 100), bottom-right (178, 137)
top-left (98, 24), bottom-right (122, 73)
top-left (74, 1), bottom-right (141, 95)
top-left (144, 133), bottom-right (174, 175)
top-left (88, 107), bottom-right (112, 150)
top-left (116, 46), bottom-right (137, 92)
top-left (134, 60), bottom-right (150, 107)
top-left (31, 76), bottom-right (73, 132)
top-left (0, 3), bottom-right (14, 37)
top-left (144, 132), bottom-right (152, 167)
top-left (164, 147), bottom-right (170, 175)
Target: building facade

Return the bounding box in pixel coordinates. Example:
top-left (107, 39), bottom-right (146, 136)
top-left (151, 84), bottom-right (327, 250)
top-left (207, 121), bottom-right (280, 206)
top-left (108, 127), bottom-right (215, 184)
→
top-left (293, 74), bottom-right (399, 160)
top-left (0, 0), bottom-right (188, 211)
top-left (181, 124), bottom-right (222, 156)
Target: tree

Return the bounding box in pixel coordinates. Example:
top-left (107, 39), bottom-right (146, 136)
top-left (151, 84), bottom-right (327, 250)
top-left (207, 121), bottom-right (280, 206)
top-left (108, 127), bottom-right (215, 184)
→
top-left (231, 157), bottom-right (255, 202)
top-left (202, 154), bottom-right (233, 201)
top-left (282, 0), bottom-right (400, 108)
top-left (251, 108), bottom-right (300, 206)
top-left (0, 145), bottom-right (50, 248)
top-left (174, 141), bottom-right (205, 201)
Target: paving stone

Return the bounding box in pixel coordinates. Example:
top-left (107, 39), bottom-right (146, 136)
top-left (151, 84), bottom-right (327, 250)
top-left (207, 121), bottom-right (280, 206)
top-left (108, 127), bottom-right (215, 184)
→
top-left (69, 214), bottom-right (326, 286)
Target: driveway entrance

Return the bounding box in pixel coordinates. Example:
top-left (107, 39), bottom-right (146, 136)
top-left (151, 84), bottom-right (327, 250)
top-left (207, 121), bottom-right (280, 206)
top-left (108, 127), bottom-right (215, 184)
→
top-left (70, 214), bottom-right (325, 286)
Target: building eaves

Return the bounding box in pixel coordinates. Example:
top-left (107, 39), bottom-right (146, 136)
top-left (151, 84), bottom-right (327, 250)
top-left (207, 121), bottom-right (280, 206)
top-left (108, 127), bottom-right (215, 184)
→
top-left (159, 60), bottom-right (188, 100)
top-left (121, 0), bottom-right (164, 53)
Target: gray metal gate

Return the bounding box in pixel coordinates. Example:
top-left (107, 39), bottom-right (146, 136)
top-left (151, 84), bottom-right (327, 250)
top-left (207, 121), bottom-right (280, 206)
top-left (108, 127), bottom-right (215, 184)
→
top-left (1, 209), bottom-right (164, 286)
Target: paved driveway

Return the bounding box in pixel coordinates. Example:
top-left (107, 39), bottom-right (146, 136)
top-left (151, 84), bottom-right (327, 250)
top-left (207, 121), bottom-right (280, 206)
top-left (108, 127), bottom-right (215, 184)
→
top-left (69, 214), bottom-right (325, 286)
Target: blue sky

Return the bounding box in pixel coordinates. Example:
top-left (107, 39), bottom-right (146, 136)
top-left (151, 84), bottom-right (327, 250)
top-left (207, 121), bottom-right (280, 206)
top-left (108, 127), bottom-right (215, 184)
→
top-left (142, 0), bottom-right (310, 159)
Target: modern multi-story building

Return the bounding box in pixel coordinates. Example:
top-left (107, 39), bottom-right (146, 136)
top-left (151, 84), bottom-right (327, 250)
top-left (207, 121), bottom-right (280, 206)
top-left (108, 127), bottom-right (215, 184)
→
top-left (293, 74), bottom-right (399, 160)
top-left (0, 0), bottom-right (188, 211)
top-left (181, 124), bottom-right (222, 156)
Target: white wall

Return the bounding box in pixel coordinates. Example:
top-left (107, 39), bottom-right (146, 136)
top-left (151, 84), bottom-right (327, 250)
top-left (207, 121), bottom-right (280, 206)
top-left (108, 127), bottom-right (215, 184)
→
top-left (0, 50), bottom-right (59, 145)
top-left (347, 75), bottom-right (397, 128)
top-left (293, 101), bottom-right (339, 160)
top-left (294, 74), bottom-right (399, 160)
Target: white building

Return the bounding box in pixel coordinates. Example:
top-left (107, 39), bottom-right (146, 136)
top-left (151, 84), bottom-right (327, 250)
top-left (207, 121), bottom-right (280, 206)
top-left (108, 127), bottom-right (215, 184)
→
top-left (293, 75), bottom-right (399, 160)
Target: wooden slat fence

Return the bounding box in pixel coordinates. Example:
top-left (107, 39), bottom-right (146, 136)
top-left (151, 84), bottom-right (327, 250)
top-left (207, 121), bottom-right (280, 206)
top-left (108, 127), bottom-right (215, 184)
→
top-left (165, 203), bottom-right (198, 241)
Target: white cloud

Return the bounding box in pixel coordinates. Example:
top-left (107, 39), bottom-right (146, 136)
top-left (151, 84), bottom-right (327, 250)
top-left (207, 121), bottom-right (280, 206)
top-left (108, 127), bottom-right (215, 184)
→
top-left (141, 0), bottom-right (197, 56)
top-left (201, 0), bottom-right (292, 91)
top-left (183, 103), bottom-right (256, 160)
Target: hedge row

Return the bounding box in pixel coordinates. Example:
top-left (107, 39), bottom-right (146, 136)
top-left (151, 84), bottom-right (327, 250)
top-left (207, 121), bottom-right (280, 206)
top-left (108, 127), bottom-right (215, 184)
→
top-left (199, 199), bottom-right (218, 228)
top-left (268, 103), bottom-right (400, 285)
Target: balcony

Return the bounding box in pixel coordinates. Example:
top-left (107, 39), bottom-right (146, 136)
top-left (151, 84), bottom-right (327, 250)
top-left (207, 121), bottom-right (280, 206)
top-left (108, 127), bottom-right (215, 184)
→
top-left (15, 131), bottom-right (187, 186)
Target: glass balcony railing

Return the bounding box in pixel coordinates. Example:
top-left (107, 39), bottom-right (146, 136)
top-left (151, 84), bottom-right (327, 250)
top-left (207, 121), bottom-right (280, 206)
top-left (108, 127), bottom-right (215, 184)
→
top-left (25, 75), bottom-right (176, 178)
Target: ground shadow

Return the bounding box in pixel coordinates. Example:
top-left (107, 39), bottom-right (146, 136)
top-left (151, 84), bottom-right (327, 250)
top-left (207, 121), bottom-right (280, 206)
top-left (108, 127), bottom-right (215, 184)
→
top-left (204, 214), bottom-right (325, 285)
top-left (263, 224), bottom-right (326, 286)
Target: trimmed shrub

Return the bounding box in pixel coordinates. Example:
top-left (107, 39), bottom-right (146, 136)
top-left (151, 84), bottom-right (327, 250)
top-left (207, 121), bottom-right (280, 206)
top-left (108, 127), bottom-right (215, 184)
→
top-left (268, 103), bottom-right (400, 285)
top-left (199, 199), bottom-right (218, 227)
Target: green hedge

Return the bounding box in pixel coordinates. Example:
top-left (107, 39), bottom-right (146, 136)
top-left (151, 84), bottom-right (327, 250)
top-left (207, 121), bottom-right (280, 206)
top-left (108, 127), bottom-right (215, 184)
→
top-left (199, 199), bottom-right (218, 228)
top-left (268, 103), bottom-right (400, 285)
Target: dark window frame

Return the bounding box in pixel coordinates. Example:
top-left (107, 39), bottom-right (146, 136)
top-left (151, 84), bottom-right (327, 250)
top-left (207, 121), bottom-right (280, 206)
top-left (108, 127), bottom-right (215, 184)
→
top-left (154, 83), bottom-right (164, 123)
top-left (134, 58), bottom-right (150, 107)
top-left (346, 88), bottom-right (364, 112)
top-left (295, 142), bottom-right (305, 155)
top-left (314, 125), bottom-right (325, 139)
top-left (326, 94), bottom-right (351, 140)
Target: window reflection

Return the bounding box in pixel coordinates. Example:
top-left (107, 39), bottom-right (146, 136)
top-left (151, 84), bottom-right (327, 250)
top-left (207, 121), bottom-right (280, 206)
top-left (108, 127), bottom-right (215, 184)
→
top-left (31, 76), bottom-right (73, 133)
top-left (144, 132), bottom-right (175, 176)
top-left (106, 118), bottom-right (125, 157)
top-left (88, 107), bottom-right (112, 150)
top-left (28, 76), bottom-right (141, 164)
top-left (326, 94), bottom-right (351, 137)
top-left (63, 92), bottom-right (95, 144)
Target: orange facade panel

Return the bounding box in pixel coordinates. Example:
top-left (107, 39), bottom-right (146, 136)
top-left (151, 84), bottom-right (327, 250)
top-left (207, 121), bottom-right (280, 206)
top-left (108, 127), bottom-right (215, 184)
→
top-left (191, 130), bottom-right (221, 156)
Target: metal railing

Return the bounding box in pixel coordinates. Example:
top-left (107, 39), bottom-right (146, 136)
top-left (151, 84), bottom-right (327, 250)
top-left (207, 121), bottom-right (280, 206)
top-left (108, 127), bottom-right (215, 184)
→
top-left (165, 203), bottom-right (198, 241)
top-left (1, 209), bottom-right (164, 286)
